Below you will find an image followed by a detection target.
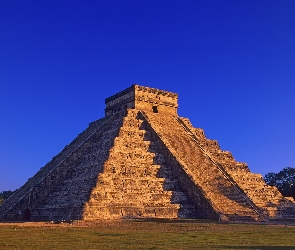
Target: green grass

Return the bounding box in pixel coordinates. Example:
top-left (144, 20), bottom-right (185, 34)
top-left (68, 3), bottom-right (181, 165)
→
top-left (1, 219), bottom-right (295, 249)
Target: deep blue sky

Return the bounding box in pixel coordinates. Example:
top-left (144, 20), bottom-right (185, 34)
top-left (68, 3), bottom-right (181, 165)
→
top-left (0, 1), bottom-right (294, 191)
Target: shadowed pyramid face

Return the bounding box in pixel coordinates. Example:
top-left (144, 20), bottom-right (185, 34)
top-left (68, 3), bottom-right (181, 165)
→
top-left (1, 85), bottom-right (295, 222)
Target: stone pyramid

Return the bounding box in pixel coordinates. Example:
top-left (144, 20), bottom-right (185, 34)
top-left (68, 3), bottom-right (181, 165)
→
top-left (1, 85), bottom-right (295, 222)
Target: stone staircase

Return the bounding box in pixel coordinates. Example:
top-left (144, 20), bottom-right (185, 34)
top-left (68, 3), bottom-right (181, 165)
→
top-left (141, 111), bottom-right (265, 221)
top-left (83, 109), bottom-right (197, 220)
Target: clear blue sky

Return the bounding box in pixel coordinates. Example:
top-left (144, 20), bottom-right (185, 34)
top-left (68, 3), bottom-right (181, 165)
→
top-left (0, 1), bottom-right (294, 191)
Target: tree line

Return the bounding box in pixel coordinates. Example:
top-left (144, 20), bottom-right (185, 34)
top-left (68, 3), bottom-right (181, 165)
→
top-left (264, 167), bottom-right (295, 199)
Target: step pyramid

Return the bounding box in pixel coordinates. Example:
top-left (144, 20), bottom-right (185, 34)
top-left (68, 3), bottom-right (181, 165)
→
top-left (1, 84), bottom-right (295, 222)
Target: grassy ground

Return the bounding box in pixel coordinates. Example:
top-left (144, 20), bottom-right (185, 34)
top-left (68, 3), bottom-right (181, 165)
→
top-left (1, 219), bottom-right (295, 249)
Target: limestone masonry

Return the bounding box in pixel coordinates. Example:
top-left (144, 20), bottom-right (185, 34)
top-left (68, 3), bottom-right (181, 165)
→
top-left (1, 84), bottom-right (295, 222)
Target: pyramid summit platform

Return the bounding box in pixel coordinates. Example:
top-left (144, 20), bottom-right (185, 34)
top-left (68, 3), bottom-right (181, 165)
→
top-left (1, 84), bottom-right (295, 222)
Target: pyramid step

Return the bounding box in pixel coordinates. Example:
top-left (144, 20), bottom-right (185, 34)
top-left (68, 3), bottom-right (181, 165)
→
top-left (84, 205), bottom-right (181, 219)
top-left (101, 165), bottom-right (161, 178)
top-left (178, 204), bottom-right (198, 218)
top-left (223, 214), bottom-right (257, 222)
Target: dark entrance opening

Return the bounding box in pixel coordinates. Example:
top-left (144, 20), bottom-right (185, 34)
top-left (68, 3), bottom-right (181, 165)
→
top-left (152, 106), bottom-right (158, 113)
top-left (23, 208), bottom-right (31, 221)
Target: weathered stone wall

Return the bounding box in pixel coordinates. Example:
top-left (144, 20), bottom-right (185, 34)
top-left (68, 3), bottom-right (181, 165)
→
top-left (105, 85), bottom-right (178, 116)
top-left (105, 86), bottom-right (135, 116)
top-left (134, 85), bottom-right (178, 115)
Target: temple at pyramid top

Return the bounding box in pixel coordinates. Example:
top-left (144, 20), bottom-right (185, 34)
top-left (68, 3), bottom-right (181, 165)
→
top-left (105, 84), bottom-right (178, 116)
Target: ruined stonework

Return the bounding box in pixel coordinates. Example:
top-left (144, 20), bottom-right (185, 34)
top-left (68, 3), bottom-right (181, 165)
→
top-left (1, 84), bottom-right (295, 222)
